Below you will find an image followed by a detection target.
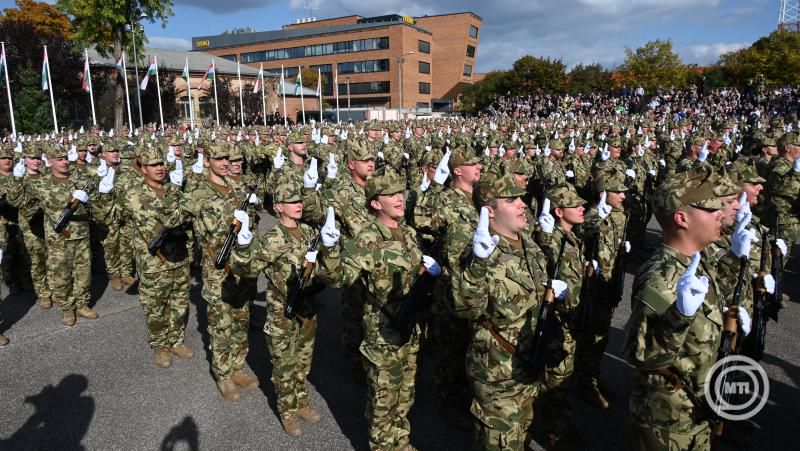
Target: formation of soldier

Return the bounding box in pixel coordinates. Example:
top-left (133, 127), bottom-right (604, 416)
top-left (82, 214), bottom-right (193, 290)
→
top-left (0, 86), bottom-right (797, 451)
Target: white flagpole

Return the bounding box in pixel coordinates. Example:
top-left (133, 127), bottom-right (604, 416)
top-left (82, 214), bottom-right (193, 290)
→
top-left (121, 54), bottom-right (133, 130)
top-left (281, 65), bottom-right (287, 127)
top-left (334, 66), bottom-right (340, 124)
top-left (185, 57), bottom-right (194, 130)
top-left (237, 61), bottom-right (244, 127)
top-left (260, 64), bottom-right (266, 127)
top-left (318, 67), bottom-right (323, 123)
top-left (1, 42), bottom-right (16, 137)
top-left (212, 60), bottom-right (219, 127)
top-left (85, 49), bottom-right (96, 126)
top-left (44, 46), bottom-right (58, 133)
top-left (153, 55), bottom-right (164, 130)
top-left (298, 66), bottom-right (305, 124)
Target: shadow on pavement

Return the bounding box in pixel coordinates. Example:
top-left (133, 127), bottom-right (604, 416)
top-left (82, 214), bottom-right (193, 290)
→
top-left (0, 292), bottom-right (35, 335)
top-left (160, 416), bottom-right (200, 451)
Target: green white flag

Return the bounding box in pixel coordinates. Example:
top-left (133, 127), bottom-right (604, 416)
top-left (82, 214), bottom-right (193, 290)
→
top-left (41, 47), bottom-right (50, 91)
top-left (140, 58), bottom-right (157, 90)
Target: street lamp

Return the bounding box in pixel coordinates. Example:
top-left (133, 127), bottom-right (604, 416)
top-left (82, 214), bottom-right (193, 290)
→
top-left (345, 76), bottom-right (351, 119)
top-left (127, 14), bottom-right (150, 129)
top-left (395, 51), bottom-right (414, 114)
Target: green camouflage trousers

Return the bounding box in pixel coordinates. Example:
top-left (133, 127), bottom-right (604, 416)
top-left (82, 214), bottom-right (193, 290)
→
top-left (264, 290), bottom-right (317, 421)
top-left (430, 289), bottom-right (471, 405)
top-left (540, 315), bottom-right (578, 438)
top-left (138, 264), bottom-right (190, 350)
top-left (202, 263), bottom-right (250, 380)
top-left (631, 422), bottom-right (711, 451)
top-left (341, 282), bottom-right (366, 367)
top-left (19, 216), bottom-right (50, 300)
top-left (48, 238), bottom-right (91, 311)
top-left (361, 334), bottom-right (420, 451)
top-left (99, 221), bottom-right (135, 279)
top-left (576, 293), bottom-right (615, 388)
top-left (472, 377), bottom-right (539, 451)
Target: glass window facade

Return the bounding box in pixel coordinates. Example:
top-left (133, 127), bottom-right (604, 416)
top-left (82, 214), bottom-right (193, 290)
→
top-left (337, 59), bottom-right (390, 74)
top-left (469, 25), bottom-right (479, 38)
top-left (419, 82), bottom-right (430, 94)
top-left (219, 54), bottom-right (237, 62)
top-left (240, 37), bottom-right (390, 63)
top-left (418, 61), bottom-right (430, 74)
top-left (466, 45), bottom-right (475, 58)
top-left (463, 64), bottom-right (472, 76)
top-left (337, 81), bottom-right (390, 95)
top-left (418, 40), bottom-right (431, 54)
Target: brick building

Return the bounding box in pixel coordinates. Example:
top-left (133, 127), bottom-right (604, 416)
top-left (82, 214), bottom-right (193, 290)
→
top-left (191, 12), bottom-right (482, 113)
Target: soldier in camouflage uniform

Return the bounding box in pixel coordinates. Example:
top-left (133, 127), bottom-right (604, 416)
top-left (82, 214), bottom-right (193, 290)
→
top-left (181, 142), bottom-right (259, 401)
top-left (623, 167), bottom-right (735, 451)
top-left (317, 173), bottom-right (442, 451)
top-left (764, 132), bottom-right (800, 260)
top-left (231, 183), bottom-right (324, 437)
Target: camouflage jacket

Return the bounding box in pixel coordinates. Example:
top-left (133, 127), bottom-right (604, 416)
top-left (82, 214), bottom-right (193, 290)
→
top-left (623, 245), bottom-right (723, 434)
top-left (427, 186), bottom-right (477, 271)
top-left (309, 177), bottom-right (370, 237)
top-left (25, 171), bottom-right (95, 242)
top-left (181, 177), bottom-right (245, 265)
top-left (578, 206), bottom-right (626, 286)
top-left (765, 156), bottom-right (800, 229)
top-left (535, 225), bottom-right (585, 310)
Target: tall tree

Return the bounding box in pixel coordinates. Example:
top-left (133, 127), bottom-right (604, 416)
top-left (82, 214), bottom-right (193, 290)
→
top-left (616, 39), bottom-right (688, 91)
top-left (460, 70), bottom-right (511, 114)
top-left (567, 63), bottom-right (613, 94)
top-left (57, 0), bottom-right (173, 130)
top-left (720, 30), bottom-right (800, 87)
top-left (508, 55), bottom-right (567, 95)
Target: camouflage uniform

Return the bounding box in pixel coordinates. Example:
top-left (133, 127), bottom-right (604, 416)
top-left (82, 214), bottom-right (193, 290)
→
top-left (764, 133), bottom-right (800, 254)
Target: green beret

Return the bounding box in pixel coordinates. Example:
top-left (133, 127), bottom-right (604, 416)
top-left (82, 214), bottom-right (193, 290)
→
top-left (652, 167), bottom-right (725, 212)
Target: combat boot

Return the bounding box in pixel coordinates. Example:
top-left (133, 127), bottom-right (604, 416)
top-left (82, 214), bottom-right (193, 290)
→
top-left (171, 344), bottom-right (194, 360)
top-left (76, 306), bottom-right (98, 320)
top-left (154, 349), bottom-right (172, 368)
top-left (62, 310), bottom-right (76, 327)
top-left (216, 378), bottom-right (240, 401)
top-left (0, 334), bottom-right (8, 346)
top-left (38, 297), bottom-right (52, 309)
top-left (281, 415), bottom-right (302, 437)
top-left (110, 278), bottom-right (123, 291)
top-left (231, 370), bottom-right (259, 390)
top-left (120, 275), bottom-right (136, 286)
top-left (296, 407), bottom-right (321, 423)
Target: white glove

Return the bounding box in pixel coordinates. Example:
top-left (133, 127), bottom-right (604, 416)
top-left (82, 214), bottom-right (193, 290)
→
top-left (636, 145), bottom-right (645, 157)
top-left (420, 172), bottom-right (431, 193)
top-left (320, 134), bottom-right (329, 145)
top-left (321, 207), bottom-right (340, 247)
top-left (72, 189), bottom-right (89, 204)
top-left (600, 144), bottom-right (610, 161)
top-left (738, 307), bottom-right (752, 336)
top-left (625, 168), bottom-right (636, 179)
top-left (175, 159), bottom-right (183, 173)
top-left (403, 152), bottom-right (410, 160)
top-left (0, 249), bottom-right (3, 263)
top-left (98, 167), bottom-right (115, 194)
top-left (659, 158), bottom-right (666, 167)
top-left (735, 193), bottom-right (750, 224)
top-left (675, 252), bottom-right (709, 316)
top-left (597, 191), bottom-right (612, 219)
top-left (13, 158), bottom-right (24, 177)
top-left (382, 134), bottom-right (389, 145)
top-left (551, 279), bottom-right (568, 300)
top-left (86, 152), bottom-right (93, 164)
top-left (698, 141), bottom-right (709, 162)
top-left (192, 154), bottom-right (204, 174)
top-left (68, 145), bottom-right (78, 162)
top-left (166, 146), bottom-right (177, 163)
top-left (591, 259), bottom-right (599, 275)
top-left (305, 250), bottom-right (318, 263)
top-left (248, 193), bottom-right (259, 205)
top-left (731, 212), bottom-right (758, 258)
top-left (377, 151), bottom-right (384, 160)
top-left (624, 240), bottom-right (631, 254)
top-left (169, 168), bottom-right (183, 186)
top-left (234, 209), bottom-right (252, 246)
top-left (538, 198), bottom-right (555, 233)
top-left (543, 143), bottom-right (551, 157)
top-left (422, 255), bottom-right (442, 277)
top-left (473, 207), bottom-right (499, 259)
top-left (565, 170), bottom-right (575, 178)
top-left (97, 159), bottom-right (108, 177)
top-left (273, 148), bottom-right (285, 170)
top-left (304, 158), bottom-right (319, 188)
top-left (775, 238), bottom-right (788, 256)
top-left (763, 274), bottom-right (776, 294)
top-left (648, 169), bottom-right (657, 177)
top-left (794, 157), bottom-right (800, 173)
top-left (433, 149), bottom-right (451, 185)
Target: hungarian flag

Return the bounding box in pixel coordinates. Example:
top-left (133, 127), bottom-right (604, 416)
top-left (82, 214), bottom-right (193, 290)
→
top-left (0, 47), bottom-right (6, 87)
top-left (253, 65), bottom-right (263, 94)
top-left (279, 66), bottom-right (285, 96)
top-left (41, 47), bottom-right (50, 91)
top-left (116, 56), bottom-right (124, 73)
top-left (181, 60), bottom-right (189, 83)
top-left (315, 68), bottom-right (321, 97)
top-left (140, 57), bottom-right (157, 90)
top-left (197, 61), bottom-right (214, 89)
top-left (293, 69), bottom-right (302, 95)
top-left (82, 55), bottom-right (92, 92)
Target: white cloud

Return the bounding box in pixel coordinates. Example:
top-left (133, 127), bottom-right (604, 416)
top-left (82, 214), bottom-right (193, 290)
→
top-left (686, 42), bottom-right (749, 63)
top-left (147, 36), bottom-right (193, 51)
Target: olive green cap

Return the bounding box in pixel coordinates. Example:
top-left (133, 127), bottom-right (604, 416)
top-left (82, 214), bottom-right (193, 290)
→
top-left (22, 144), bottom-right (41, 158)
top-left (593, 168), bottom-right (628, 193)
top-left (606, 135), bottom-right (623, 148)
top-left (365, 173), bottom-right (405, 200)
top-left (45, 143), bottom-right (67, 160)
top-left (548, 139), bottom-right (565, 150)
top-left (274, 181), bottom-right (302, 203)
top-left (652, 167), bottom-right (725, 212)
top-left (760, 135), bottom-right (778, 147)
top-left (448, 144), bottom-right (483, 170)
top-left (546, 184), bottom-right (586, 209)
top-left (205, 142), bottom-right (231, 159)
top-left (729, 158), bottom-right (766, 185)
top-left (365, 121), bottom-right (383, 131)
top-left (228, 144), bottom-right (244, 161)
top-left (0, 144), bottom-right (14, 158)
top-left (418, 150), bottom-right (439, 167)
top-left (348, 140), bottom-right (376, 161)
top-left (507, 158), bottom-right (527, 175)
top-left (477, 165), bottom-right (526, 204)
top-left (711, 169), bottom-right (742, 197)
top-left (139, 147), bottom-right (164, 166)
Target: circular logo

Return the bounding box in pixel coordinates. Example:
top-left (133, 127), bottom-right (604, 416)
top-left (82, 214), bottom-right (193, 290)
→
top-left (704, 355), bottom-right (769, 421)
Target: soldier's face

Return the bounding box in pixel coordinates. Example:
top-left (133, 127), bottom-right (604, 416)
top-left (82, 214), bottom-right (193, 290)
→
top-left (491, 196), bottom-right (527, 234)
top-left (102, 149), bottom-right (120, 165)
top-left (207, 157), bottom-right (229, 177)
top-left (455, 163), bottom-right (481, 184)
top-left (422, 165), bottom-right (435, 180)
top-left (391, 131), bottom-right (401, 141)
top-left (550, 148), bottom-right (563, 159)
top-left (276, 201), bottom-right (303, 220)
top-left (606, 191), bottom-right (625, 209)
top-left (682, 206), bottom-right (723, 244)
top-left (25, 157), bottom-right (41, 171)
top-left (503, 148), bottom-right (516, 159)
top-left (367, 130), bottom-right (382, 140)
top-left (512, 173), bottom-right (527, 189)
top-left (762, 146), bottom-right (778, 157)
top-left (0, 157), bottom-right (12, 171)
top-left (742, 183), bottom-right (762, 205)
top-left (289, 142), bottom-right (307, 156)
top-left (610, 146), bottom-right (621, 159)
top-left (229, 159), bottom-right (243, 175)
top-left (489, 147), bottom-right (499, 157)
top-left (720, 193), bottom-right (741, 226)
top-left (77, 150), bottom-right (87, 162)
top-left (372, 192), bottom-right (405, 219)
top-left (142, 163), bottom-right (165, 183)
top-left (50, 156), bottom-right (70, 175)
top-left (349, 159), bottom-right (374, 179)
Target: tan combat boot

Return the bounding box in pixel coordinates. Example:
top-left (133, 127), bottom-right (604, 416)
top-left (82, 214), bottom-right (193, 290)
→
top-left (154, 348), bottom-right (172, 368)
top-left (281, 415), bottom-right (302, 437)
top-left (216, 378), bottom-right (241, 401)
top-left (120, 275), bottom-right (136, 286)
top-left (62, 310), bottom-right (76, 327)
top-left (0, 335), bottom-right (9, 346)
top-left (296, 407), bottom-right (321, 423)
top-left (231, 370), bottom-right (259, 390)
top-left (38, 297), bottom-right (52, 309)
top-left (110, 278), bottom-right (123, 291)
top-left (76, 306), bottom-right (98, 320)
top-left (171, 344), bottom-right (194, 360)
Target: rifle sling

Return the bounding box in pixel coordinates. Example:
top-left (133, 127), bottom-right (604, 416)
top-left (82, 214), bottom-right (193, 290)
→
top-left (479, 318), bottom-right (518, 355)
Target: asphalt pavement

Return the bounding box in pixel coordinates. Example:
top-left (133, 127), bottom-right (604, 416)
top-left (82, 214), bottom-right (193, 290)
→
top-left (0, 214), bottom-right (797, 450)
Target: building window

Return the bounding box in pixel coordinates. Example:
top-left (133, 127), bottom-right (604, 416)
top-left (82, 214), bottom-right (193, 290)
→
top-left (240, 36), bottom-right (390, 63)
top-left (337, 59), bottom-right (390, 74)
top-left (419, 82), bottom-right (430, 94)
top-left (469, 25), bottom-right (479, 38)
top-left (337, 81), bottom-right (391, 95)
top-left (466, 45), bottom-right (475, 58)
top-left (463, 64), bottom-right (472, 76)
top-left (310, 64), bottom-right (333, 95)
top-left (416, 102), bottom-right (430, 110)
top-left (418, 40), bottom-right (430, 54)
top-left (418, 61), bottom-right (430, 74)
top-left (179, 96), bottom-right (192, 120)
top-left (219, 54), bottom-right (237, 62)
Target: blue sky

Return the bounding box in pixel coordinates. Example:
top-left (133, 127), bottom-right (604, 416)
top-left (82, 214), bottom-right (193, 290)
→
top-left (2, 0), bottom-right (781, 72)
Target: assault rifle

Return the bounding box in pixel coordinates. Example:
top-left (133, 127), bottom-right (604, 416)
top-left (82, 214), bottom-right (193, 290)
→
top-left (285, 233), bottom-right (321, 319)
top-left (529, 233), bottom-right (568, 374)
top-left (53, 181), bottom-right (93, 234)
top-left (214, 184), bottom-right (258, 270)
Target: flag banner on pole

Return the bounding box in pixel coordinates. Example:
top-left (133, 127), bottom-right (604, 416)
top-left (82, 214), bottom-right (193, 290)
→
top-left (182, 60), bottom-right (189, 82)
top-left (279, 67), bottom-right (285, 95)
top-left (116, 57), bottom-right (124, 73)
top-left (82, 56), bottom-right (92, 92)
top-left (140, 58), bottom-right (157, 90)
top-left (0, 48), bottom-right (5, 87)
top-left (41, 48), bottom-right (49, 91)
top-left (253, 66), bottom-right (263, 94)
top-left (294, 71), bottom-right (302, 95)
top-left (198, 62), bottom-right (215, 88)
top-left (315, 70), bottom-right (321, 97)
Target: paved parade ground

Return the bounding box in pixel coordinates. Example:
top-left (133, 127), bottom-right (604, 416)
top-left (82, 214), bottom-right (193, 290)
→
top-left (0, 215), bottom-right (797, 451)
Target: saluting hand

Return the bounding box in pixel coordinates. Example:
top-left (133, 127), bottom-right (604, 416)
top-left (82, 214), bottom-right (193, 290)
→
top-left (676, 252), bottom-right (709, 316)
top-left (321, 207), bottom-right (341, 247)
top-left (304, 158), bottom-right (319, 188)
top-left (538, 198), bottom-right (555, 234)
top-left (473, 207), bottom-right (499, 259)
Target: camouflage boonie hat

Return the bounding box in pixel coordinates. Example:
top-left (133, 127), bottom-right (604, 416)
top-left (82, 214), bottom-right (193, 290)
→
top-left (477, 166), bottom-right (526, 204)
top-left (652, 167), bottom-right (725, 212)
top-left (546, 184), bottom-right (586, 209)
top-left (0, 144), bottom-right (14, 158)
top-left (729, 158), bottom-right (766, 185)
top-left (548, 139), bottom-right (565, 150)
top-left (205, 142), bottom-right (231, 159)
top-left (45, 143), bottom-right (67, 160)
top-left (365, 173), bottom-right (405, 200)
top-left (593, 168), bottom-right (628, 193)
top-left (387, 123), bottom-right (401, 133)
top-left (139, 147), bottom-right (164, 166)
top-left (448, 144), bottom-right (483, 170)
top-left (272, 125), bottom-right (288, 135)
top-left (228, 144), bottom-right (244, 161)
top-left (777, 132), bottom-right (800, 148)
top-left (273, 182), bottom-right (302, 203)
top-left (365, 122), bottom-right (383, 132)
top-left (348, 140), bottom-right (376, 161)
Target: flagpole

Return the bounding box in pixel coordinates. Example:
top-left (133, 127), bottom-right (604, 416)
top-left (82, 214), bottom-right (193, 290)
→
top-left (1, 42), bottom-right (16, 137)
top-left (43, 46), bottom-right (58, 133)
top-left (281, 65), bottom-right (287, 127)
top-left (260, 64), bottom-right (266, 127)
top-left (318, 67), bottom-right (323, 123)
top-left (212, 60), bottom-right (219, 127)
top-left (185, 57), bottom-right (194, 130)
top-left (334, 66), bottom-right (340, 124)
top-left (298, 66), bottom-right (305, 125)
top-left (153, 55), bottom-right (164, 130)
top-left (120, 54), bottom-right (133, 130)
top-left (237, 61), bottom-right (244, 127)
top-left (84, 49), bottom-right (97, 126)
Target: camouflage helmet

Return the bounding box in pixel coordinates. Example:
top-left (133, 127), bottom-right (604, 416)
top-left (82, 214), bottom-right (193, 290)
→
top-left (546, 184), bottom-right (586, 209)
top-left (364, 172), bottom-right (405, 200)
top-left (652, 166), bottom-right (725, 213)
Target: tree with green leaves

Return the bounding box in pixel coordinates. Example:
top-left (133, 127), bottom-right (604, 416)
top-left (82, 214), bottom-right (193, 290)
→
top-left (460, 70), bottom-right (511, 114)
top-left (616, 39), bottom-right (687, 91)
top-left (720, 30), bottom-right (800, 87)
top-left (508, 55), bottom-right (567, 95)
top-left (567, 63), bottom-right (613, 95)
top-left (57, 0), bottom-right (173, 130)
